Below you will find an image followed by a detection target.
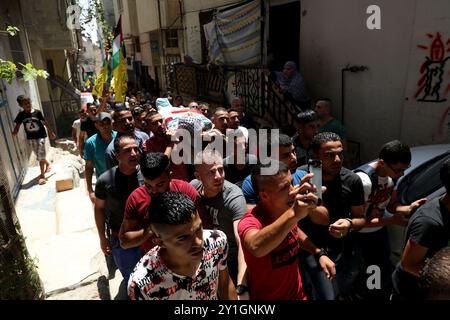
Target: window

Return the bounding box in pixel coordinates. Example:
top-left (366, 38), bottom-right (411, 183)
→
top-left (165, 29), bottom-right (178, 48)
top-left (8, 34), bottom-right (26, 65)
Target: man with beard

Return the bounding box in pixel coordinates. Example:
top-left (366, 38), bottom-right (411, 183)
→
top-left (105, 106), bottom-right (149, 169)
top-left (143, 110), bottom-right (189, 181)
top-left (94, 135), bottom-right (143, 284)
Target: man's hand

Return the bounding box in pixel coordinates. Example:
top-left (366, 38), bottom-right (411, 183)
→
top-left (291, 182), bottom-right (318, 221)
top-left (329, 218), bottom-right (352, 239)
top-left (89, 191), bottom-right (96, 204)
top-left (368, 206), bottom-right (384, 220)
top-left (319, 256), bottom-right (336, 280)
top-left (49, 132), bottom-right (57, 140)
top-left (237, 292), bottom-right (250, 301)
top-left (408, 198), bottom-right (427, 215)
top-left (100, 237), bottom-right (112, 256)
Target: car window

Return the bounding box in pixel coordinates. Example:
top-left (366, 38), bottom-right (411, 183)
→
top-left (397, 153), bottom-right (450, 204)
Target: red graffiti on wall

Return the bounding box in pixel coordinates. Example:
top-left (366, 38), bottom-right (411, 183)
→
top-left (414, 32), bottom-right (450, 102)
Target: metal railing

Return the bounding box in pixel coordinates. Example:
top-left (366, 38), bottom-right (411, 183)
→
top-left (169, 64), bottom-right (302, 126)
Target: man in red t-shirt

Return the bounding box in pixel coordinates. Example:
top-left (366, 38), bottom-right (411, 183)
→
top-left (119, 152), bottom-right (212, 255)
top-left (238, 160), bottom-right (336, 300)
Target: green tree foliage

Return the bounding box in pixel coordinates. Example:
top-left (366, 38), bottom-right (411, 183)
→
top-left (0, 26), bottom-right (49, 84)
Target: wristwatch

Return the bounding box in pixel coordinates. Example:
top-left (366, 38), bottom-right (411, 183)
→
top-left (345, 218), bottom-right (353, 234)
top-left (236, 284), bottom-right (249, 296)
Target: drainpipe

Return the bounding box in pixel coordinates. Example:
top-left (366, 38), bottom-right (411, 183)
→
top-left (157, 0), bottom-right (166, 90)
top-left (341, 64), bottom-right (368, 126)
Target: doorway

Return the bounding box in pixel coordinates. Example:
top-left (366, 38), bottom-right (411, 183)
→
top-left (268, 0), bottom-right (300, 71)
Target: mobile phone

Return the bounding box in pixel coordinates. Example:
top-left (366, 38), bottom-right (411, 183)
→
top-left (308, 159), bottom-right (322, 199)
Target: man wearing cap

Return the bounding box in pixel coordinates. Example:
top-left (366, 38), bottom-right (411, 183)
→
top-left (84, 112), bottom-right (117, 204)
top-left (274, 61), bottom-right (310, 110)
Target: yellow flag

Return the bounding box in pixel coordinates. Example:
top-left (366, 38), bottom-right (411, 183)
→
top-left (92, 63), bottom-right (108, 96)
top-left (111, 49), bottom-right (127, 102)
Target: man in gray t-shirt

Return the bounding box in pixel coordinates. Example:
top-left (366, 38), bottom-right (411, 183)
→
top-left (191, 149), bottom-right (247, 288)
top-left (95, 135), bottom-right (143, 284)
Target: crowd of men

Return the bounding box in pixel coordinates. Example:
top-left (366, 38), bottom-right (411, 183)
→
top-left (12, 63), bottom-right (450, 300)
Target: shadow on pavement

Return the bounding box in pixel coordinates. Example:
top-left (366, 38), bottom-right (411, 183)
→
top-left (114, 279), bottom-right (129, 300)
top-left (97, 275), bottom-right (111, 300)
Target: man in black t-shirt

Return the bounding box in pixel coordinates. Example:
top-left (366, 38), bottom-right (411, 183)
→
top-left (392, 158), bottom-right (450, 300)
top-left (223, 134), bottom-right (257, 187)
top-left (298, 132), bottom-right (365, 300)
top-left (12, 95), bottom-right (56, 185)
top-left (79, 103), bottom-right (99, 157)
top-left (94, 135), bottom-right (143, 286)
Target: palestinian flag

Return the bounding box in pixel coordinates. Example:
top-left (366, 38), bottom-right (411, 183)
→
top-left (92, 27), bottom-right (111, 96)
top-left (111, 15), bottom-right (127, 102)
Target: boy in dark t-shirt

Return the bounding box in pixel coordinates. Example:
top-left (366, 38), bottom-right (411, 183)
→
top-left (12, 95), bottom-right (56, 185)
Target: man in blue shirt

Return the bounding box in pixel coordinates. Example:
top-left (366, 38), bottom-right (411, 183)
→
top-left (84, 112), bottom-right (117, 204)
top-left (241, 133), bottom-right (308, 207)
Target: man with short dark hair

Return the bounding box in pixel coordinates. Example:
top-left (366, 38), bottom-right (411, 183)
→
top-left (191, 149), bottom-right (248, 289)
top-left (211, 107), bottom-right (229, 135)
top-left (94, 135), bottom-right (142, 284)
top-left (128, 192), bottom-right (236, 300)
top-left (79, 103), bottom-right (99, 157)
top-left (392, 157), bottom-right (450, 300)
top-left (315, 98), bottom-right (346, 140)
top-left (223, 133), bottom-right (257, 187)
top-left (174, 95), bottom-right (184, 108)
top-left (301, 131), bottom-right (366, 299)
top-left (105, 108), bottom-right (149, 169)
top-left (352, 140), bottom-right (426, 299)
top-left (119, 152), bottom-right (211, 255)
top-left (198, 102), bottom-right (211, 119)
top-left (292, 110), bottom-right (318, 166)
top-left (241, 133), bottom-right (308, 208)
top-left (419, 247), bottom-right (450, 300)
top-left (238, 160), bottom-right (335, 300)
top-left (227, 108), bottom-right (249, 142)
top-left (143, 110), bottom-right (189, 181)
top-left (12, 95), bottom-right (56, 185)
top-left (231, 97), bottom-right (255, 129)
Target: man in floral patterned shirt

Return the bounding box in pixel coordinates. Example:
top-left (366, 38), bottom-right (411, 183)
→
top-left (128, 192), bottom-right (237, 300)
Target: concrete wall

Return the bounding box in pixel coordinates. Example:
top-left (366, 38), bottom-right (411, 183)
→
top-left (136, 0), bottom-right (160, 33)
top-left (399, 1), bottom-right (450, 146)
top-left (299, 0), bottom-right (450, 162)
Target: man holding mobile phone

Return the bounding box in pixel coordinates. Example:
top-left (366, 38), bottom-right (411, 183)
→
top-left (299, 132), bottom-right (365, 300)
